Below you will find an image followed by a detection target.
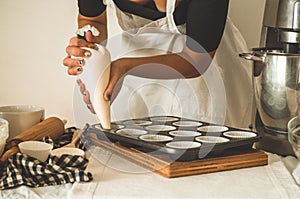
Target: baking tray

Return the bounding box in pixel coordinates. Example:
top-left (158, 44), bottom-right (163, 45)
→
top-left (82, 116), bottom-right (261, 161)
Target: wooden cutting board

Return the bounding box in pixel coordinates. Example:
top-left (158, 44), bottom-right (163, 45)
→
top-left (89, 134), bottom-right (268, 178)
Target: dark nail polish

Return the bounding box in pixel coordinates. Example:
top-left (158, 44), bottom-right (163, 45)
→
top-left (77, 32), bottom-right (86, 40)
top-left (91, 45), bottom-right (99, 51)
top-left (87, 104), bottom-right (91, 110)
top-left (76, 67), bottom-right (83, 75)
top-left (78, 60), bottom-right (84, 66)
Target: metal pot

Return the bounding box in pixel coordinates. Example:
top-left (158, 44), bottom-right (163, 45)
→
top-left (240, 48), bottom-right (300, 134)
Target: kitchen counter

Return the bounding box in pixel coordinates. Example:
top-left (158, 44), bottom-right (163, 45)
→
top-left (1, 147), bottom-right (300, 199)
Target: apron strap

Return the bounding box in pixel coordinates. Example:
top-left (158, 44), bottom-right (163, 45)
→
top-left (166, 0), bottom-right (179, 33)
top-left (166, 0), bottom-right (177, 18)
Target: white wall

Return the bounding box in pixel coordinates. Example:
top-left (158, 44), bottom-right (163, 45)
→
top-left (0, 0), bottom-right (78, 126)
top-left (229, 0), bottom-right (266, 48)
top-left (0, 0), bottom-right (266, 127)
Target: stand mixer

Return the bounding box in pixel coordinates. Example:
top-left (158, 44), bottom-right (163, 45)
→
top-left (240, 0), bottom-right (300, 156)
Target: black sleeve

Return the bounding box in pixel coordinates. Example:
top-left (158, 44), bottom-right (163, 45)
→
top-left (77, 0), bottom-right (106, 17)
top-left (186, 0), bottom-right (229, 53)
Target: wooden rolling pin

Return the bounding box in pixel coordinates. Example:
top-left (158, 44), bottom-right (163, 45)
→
top-left (0, 117), bottom-right (65, 163)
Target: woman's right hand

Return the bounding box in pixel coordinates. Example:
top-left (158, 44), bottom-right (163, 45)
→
top-left (63, 31), bottom-right (98, 75)
top-left (63, 30), bottom-right (100, 113)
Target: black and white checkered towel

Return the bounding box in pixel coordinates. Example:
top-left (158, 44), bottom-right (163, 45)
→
top-left (0, 128), bottom-right (93, 190)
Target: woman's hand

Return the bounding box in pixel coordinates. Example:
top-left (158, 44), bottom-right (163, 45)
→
top-left (103, 58), bottom-right (129, 101)
top-left (75, 57), bottom-right (130, 113)
top-left (63, 31), bottom-right (99, 75)
top-left (63, 31), bottom-right (101, 113)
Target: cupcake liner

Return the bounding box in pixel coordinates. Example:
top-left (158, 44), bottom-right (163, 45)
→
top-left (223, 131), bottom-right (257, 139)
top-left (145, 125), bottom-right (176, 132)
top-left (166, 141), bottom-right (201, 149)
top-left (139, 134), bottom-right (173, 142)
top-left (197, 125), bottom-right (229, 133)
top-left (123, 120), bottom-right (152, 126)
top-left (150, 116), bottom-right (179, 122)
top-left (116, 128), bottom-right (148, 136)
top-left (169, 130), bottom-right (201, 137)
top-left (94, 123), bottom-right (125, 131)
top-left (195, 136), bottom-right (230, 144)
top-left (173, 121), bottom-right (202, 127)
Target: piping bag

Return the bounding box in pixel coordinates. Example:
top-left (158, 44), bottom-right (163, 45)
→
top-left (76, 25), bottom-right (111, 129)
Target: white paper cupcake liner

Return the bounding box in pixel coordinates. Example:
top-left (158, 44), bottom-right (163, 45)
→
top-left (166, 141), bottom-right (201, 149)
top-left (172, 121), bottom-right (202, 127)
top-left (195, 136), bottom-right (230, 144)
top-left (123, 120), bottom-right (152, 126)
top-left (150, 116), bottom-right (179, 122)
top-left (169, 130), bottom-right (201, 137)
top-left (223, 131), bottom-right (257, 139)
top-left (139, 134), bottom-right (173, 142)
top-left (116, 129), bottom-right (148, 136)
top-left (94, 123), bottom-right (125, 131)
top-left (197, 125), bottom-right (229, 133)
top-left (145, 125), bottom-right (176, 132)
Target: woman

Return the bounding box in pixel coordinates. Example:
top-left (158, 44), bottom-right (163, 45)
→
top-left (63, 0), bottom-right (252, 128)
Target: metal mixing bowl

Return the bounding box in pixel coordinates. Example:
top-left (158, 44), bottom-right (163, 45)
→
top-left (288, 115), bottom-right (300, 158)
top-left (240, 48), bottom-right (300, 133)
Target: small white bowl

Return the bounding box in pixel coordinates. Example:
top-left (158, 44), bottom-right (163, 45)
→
top-left (18, 141), bottom-right (53, 162)
top-left (50, 147), bottom-right (85, 157)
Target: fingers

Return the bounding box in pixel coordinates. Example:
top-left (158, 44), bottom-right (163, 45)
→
top-left (104, 72), bottom-right (125, 102)
top-left (104, 76), bottom-right (118, 101)
top-left (85, 31), bottom-right (94, 43)
top-left (77, 79), bottom-right (86, 95)
top-left (67, 66), bottom-right (83, 75)
top-left (76, 79), bottom-right (96, 114)
top-left (69, 36), bottom-right (89, 47)
top-left (66, 45), bottom-right (92, 58)
top-left (103, 59), bottom-right (128, 101)
top-left (70, 33), bottom-right (98, 48)
top-left (109, 77), bottom-right (124, 103)
top-left (63, 57), bottom-right (85, 75)
top-left (63, 56), bottom-right (85, 67)
top-left (87, 104), bottom-right (96, 114)
top-left (83, 90), bottom-right (92, 105)
top-left (63, 36), bottom-right (95, 75)
top-left (64, 37), bottom-right (91, 67)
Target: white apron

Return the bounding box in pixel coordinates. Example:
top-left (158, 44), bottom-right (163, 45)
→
top-left (103, 0), bottom-right (253, 128)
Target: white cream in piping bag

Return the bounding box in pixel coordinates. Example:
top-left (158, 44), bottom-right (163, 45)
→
top-left (76, 25), bottom-right (111, 129)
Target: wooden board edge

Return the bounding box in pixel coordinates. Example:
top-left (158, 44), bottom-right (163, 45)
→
top-left (88, 135), bottom-right (268, 178)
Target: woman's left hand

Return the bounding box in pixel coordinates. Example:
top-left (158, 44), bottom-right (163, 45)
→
top-left (103, 58), bottom-right (129, 101)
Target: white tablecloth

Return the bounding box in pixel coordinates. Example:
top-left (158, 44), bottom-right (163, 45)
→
top-left (1, 147), bottom-right (300, 199)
